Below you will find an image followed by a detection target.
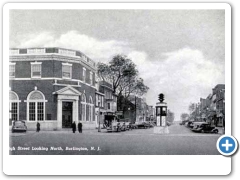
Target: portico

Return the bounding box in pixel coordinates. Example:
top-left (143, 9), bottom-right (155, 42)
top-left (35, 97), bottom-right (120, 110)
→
top-left (53, 86), bottom-right (81, 130)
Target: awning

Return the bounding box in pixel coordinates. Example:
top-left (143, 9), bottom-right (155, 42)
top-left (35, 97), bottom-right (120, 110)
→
top-left (207, 111), bottom-right (216, 118)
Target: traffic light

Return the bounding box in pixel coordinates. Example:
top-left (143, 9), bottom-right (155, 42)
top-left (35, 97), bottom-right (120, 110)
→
top-left (158, 93), bottom-right (164, 102)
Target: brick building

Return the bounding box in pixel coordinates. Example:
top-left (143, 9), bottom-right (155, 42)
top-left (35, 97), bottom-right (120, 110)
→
top-left (9, 47), bottom-right (97, 130)
top-left (95, 80), bottom-right (117, 128)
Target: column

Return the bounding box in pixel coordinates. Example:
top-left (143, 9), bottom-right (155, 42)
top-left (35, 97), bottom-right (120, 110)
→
top-left (57, 99), bottom-right (62, 130)
top-left (75, 100), bottom-right (79, 123)
top-left (72, 100), bottom-right (79, 123)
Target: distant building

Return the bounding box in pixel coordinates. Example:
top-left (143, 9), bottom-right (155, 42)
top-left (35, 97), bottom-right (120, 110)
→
top-left (197, 84), bottom-right (225, 126)
top-left (212, 84), bottom-right (225, 126)
top-left (95, 78), bottom-right (105, 128)
top-left (98, 81), bottom-right (117, 124)
top-left (147, 105), bottom-right (155, 121)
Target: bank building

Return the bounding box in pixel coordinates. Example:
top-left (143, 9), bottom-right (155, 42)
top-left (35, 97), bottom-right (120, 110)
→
top-left (9, 47), bottom-right (99, 130)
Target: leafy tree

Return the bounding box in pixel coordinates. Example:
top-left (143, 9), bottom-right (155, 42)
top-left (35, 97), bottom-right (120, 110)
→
top-left (188, 103), bottom-right (195, 113)
top-left (97, 54), bottom-right (149, 98)
top-left (167, 109), bottom-right (175, 123)
top-left (180, 113), bottom-right (189, 121)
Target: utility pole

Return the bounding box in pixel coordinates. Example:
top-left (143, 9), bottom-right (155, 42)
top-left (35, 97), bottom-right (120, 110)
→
top-left (135, 95), bottom-right (137, 123)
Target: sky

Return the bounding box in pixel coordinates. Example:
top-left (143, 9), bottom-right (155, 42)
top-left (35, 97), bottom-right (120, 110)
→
top-left (9, 10), bottom-right (225, 120)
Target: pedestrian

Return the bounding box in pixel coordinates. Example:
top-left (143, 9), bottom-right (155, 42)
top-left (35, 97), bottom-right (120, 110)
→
top-left (78, 122), bottom-right (82, 133)
top-left (72, 121), bottom-right (76, 133)
top-left (36, 122), bottom-right (40, 132)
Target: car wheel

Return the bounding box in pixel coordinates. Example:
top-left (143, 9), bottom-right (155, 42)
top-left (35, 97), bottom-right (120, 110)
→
top-left (214, 129), bottom-right (218, 134)
top-left (201, 129), bottom-right (204, 133)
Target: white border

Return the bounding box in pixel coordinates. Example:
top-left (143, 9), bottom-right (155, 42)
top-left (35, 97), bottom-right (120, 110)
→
top-left (3, 3), bottom-right (231, 175)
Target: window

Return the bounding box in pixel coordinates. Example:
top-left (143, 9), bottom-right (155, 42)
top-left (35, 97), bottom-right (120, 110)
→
top-left (101, 96), bottom-right (104, 108)
top-left (26, 90), bottom-right (47, 121)
top-left (108, 103), bottom-right (111, 110)
top-left (29, 102), bottom-right (36, 121)
top-left (95, 94), bottom-right (104, 108)
top-left (83, 68), bottom-right (86, 82)
top-left (11, 102), bottom-right (18, 120)
top-left (96, 94), bottom-right (100, 107)
top-left (31, 62), bottom-right (42, 78)
top-left (9, 63), bottom-right (16, 78)
top-left (62, 63), bottom-right (72, 79)
top-left (9, 91), bottom-right (20, 123)
top-left (90, 72), bottom-right (93, 85)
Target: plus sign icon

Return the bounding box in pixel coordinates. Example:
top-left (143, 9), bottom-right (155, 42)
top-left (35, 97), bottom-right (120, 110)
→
top-left (217, 135), bottom-right (238, 156)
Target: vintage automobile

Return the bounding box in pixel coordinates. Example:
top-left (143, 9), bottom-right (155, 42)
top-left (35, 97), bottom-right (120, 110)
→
top-left (136, 122), bottom-right (150, 129)
top-left (149, 122), bottom-right (156, 127)
top-left (125, 122), bottom-right (132, 130)
top-left (12, 120), bottom-right (27, 133)
top-left (131, 123), bottom-right (138, 129)
top-left (186, 121), bottom-right (194, 128)
top-left (119, 122), bottom-right (126, 131)
top-left (166, 121), bottom-right (172, 126)
top-left (106, 121), bottom-right (121, 132)
top-left (192, 122), bottom-right (218, 133)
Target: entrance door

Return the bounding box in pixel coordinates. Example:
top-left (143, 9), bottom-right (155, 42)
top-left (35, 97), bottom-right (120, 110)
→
top-left (62, 102), bottom-right (73, 128)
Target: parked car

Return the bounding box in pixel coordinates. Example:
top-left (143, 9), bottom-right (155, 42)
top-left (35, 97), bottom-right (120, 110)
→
top-left (192, 122), bottom-right (218, 133)
top-left (119, 122), bottom-right (126, 131)
top-left (107, 122), bottom-right (121, 132)
top-left (149, 122), bottom-right (156, 127)
top-left (12, 120), bottom-right (27, 133)
top-left (145, 122), bottom-right (155, 128)
top-left (186, 121), bottom-right (194, 128)
top-left (131, 123), bottom-right (138, 129)
top-left (137, 122), bottom-right (150, 129)
top-left (166, 121), bottom-right (172, 126)
top-left (125, 122), bottom-right (132, 130)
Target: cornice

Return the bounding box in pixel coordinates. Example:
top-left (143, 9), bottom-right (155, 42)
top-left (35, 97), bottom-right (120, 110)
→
top-left (9, 54), bottom-right (97, 72)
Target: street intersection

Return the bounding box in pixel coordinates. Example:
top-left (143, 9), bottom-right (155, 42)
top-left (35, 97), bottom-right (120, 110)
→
top-left (9, 124), bottom-right (221, 155)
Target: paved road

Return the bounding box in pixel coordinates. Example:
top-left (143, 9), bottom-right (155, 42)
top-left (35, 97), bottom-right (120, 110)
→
top-left (9, 124), bottom-right (221, 155)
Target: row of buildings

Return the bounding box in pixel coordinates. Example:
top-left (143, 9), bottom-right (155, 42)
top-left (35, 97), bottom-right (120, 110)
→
top-left (189, 84), bottom-right (225, 127)
top-left (9, 47), bottom-right (154, 130)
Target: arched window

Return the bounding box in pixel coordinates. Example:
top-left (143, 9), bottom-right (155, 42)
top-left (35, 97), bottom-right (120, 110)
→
top-left (89, 96), bottom-right (94, 121)
top-left (26, 90), bottom-right (47, 121)
top-left (9, 91), bottom-right (20, 123)
top-left (81, 94), bottom-right (86, 121)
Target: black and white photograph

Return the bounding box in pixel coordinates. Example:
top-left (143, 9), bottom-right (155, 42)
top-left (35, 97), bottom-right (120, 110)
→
top-left (7, 4), bottom-right (229, 157)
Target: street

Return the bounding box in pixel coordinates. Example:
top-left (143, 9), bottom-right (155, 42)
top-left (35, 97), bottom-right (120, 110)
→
top-left (9, 124), bottom-right (221, 155)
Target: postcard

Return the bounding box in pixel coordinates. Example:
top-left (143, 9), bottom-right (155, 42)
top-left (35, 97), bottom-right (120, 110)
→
top-left (3, 2), bottom-right (233, 175)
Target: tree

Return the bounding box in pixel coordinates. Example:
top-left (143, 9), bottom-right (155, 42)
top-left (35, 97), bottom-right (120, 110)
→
top-left (167, 109), bottom-right (175, 123)
top-left (188, 103), bottom-right (195, 113)
top-left (180, 113), bottom-right (189, 122)
top-left (97, 54), bottom-right (149, 98)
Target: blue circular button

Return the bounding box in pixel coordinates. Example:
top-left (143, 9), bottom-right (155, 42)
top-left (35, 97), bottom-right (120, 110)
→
top-left (217, 135), bottom-right (238, 156)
